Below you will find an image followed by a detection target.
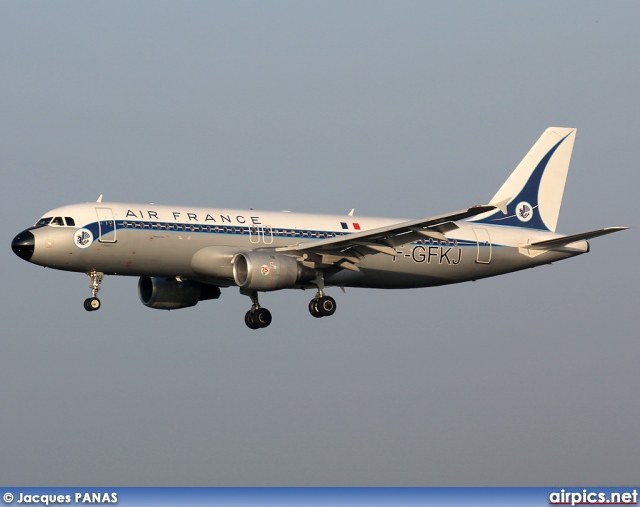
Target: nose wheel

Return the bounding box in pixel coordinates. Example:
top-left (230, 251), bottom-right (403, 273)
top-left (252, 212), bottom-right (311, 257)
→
top-left (84, 270), bottom-right (104, 312)
top-left (84, 297), bottom-right (101, 311)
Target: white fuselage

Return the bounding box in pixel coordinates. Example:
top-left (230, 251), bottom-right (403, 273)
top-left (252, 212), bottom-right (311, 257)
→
top-left (21, 201), bottom-right (588, 289)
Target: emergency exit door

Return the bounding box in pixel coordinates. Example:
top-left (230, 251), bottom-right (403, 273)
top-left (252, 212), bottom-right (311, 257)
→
top-left (472, 227), bottom-right (491, 264)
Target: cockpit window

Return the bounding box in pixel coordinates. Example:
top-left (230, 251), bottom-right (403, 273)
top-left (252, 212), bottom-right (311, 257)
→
top-left (34, 216), bottom-right (77, 227)
top-left (35, 217), bottom-right (52, 227)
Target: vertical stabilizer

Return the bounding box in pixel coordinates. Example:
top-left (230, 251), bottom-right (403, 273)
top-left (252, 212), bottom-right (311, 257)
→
top-left (472, 127), bottom-right (576, 232)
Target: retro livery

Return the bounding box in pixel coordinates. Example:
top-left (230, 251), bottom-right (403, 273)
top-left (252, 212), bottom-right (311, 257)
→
top-left (11, 128), bottom-right (627, 329)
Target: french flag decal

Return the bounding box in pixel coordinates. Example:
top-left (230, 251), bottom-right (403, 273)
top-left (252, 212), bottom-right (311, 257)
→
top-left (340, 222), bottom-right (361, 230)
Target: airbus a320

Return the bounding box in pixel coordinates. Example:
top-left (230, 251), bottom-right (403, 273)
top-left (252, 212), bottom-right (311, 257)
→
top-left (11, 127), bottom-right (628, 329)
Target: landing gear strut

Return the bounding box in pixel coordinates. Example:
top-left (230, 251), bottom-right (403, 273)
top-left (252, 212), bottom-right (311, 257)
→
top-left (242, 290), bottom-right (272, 329)
top-left (84, 270), bottom-right (103, 312)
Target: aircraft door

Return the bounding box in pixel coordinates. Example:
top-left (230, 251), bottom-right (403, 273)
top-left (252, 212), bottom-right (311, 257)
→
top-left (96, 207), bottom-right (117, 243)
top-left (472, 227), bottom-right (491, 264)
top-left (249, 226), bottom-right (260, 244)
top-left (262, 225), bottom-right (273, 244)
top-left (249, 225), bottom-right (273, 245)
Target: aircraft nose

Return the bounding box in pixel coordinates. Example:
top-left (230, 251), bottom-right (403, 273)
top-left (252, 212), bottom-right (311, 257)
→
top-left (12, 230), bottom-right (35, 261)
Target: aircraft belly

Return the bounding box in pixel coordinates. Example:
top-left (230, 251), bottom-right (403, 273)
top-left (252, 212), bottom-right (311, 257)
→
top-left (109, 230), bottom-right (239, 277)
top-left (339, 243), bottom-right (576, 289)
top-left (350, 245), bottom-right (476, 288)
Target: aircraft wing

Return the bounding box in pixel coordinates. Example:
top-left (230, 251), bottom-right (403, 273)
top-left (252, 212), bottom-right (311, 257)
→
top-left (275, 204), bottom-right (497, 271)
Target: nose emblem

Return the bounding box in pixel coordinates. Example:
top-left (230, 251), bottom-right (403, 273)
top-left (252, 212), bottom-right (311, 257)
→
top-left (11, 230), bottom-right (35, 261)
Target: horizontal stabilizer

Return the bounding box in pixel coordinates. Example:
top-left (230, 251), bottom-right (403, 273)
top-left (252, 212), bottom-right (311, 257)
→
top-left (528, 227), bottom-right (629, 250)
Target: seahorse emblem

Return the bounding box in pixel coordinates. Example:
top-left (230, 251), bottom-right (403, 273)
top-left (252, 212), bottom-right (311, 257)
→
top-left (518, 203), bottom-right (531, 219)
top-left (77, 231), bottom-right (90, 245)
top-left (74, 228), bottom-right (93, 248)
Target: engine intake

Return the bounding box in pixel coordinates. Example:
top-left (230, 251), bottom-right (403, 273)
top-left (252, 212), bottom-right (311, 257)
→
top-left (233, 252), bottom-right (314, 291)
top-left (138, 277), bottom-right (221, 310)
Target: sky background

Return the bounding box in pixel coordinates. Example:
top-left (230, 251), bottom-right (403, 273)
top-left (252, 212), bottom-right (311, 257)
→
top-left (1, 1), bottom-right (638, 486)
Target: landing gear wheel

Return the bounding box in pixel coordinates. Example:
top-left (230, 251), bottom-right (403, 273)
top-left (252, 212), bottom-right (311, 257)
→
top-left (241, 290), bottom-right (272, 329)
top-left (318, 295), bottom-right (336, 317)
top-left (245, 310), bottom-right (260, 329)
top-left (309, 299), bottom-right (323, 318)
top-left (245, 308), bottom-right (272, 329)
top-left (84, 297), bottom-right (101, 312)
top-left (309, 295), bottom-right (337, 318)
top-left (254, 308), bottom-right (272, 328)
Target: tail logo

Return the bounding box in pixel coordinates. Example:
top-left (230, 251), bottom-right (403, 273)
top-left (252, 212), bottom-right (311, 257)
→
top-left (516, 201), bottom-right (533, 222)
top-left (74, 228), bottom-right (94, 249)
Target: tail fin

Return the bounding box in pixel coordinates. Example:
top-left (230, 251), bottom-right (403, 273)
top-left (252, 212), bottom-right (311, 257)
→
top-left (472, 127), bottom-right (576, 232)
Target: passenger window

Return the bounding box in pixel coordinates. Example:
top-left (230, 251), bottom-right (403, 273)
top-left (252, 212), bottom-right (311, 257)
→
top-left (51, 217), bottom-right (64, 226)
top-left (65, 217), bottom-right (76, 226)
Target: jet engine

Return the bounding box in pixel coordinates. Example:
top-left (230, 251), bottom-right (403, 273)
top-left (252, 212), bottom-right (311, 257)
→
top-left (138, 277), bottom-right (221, 310)
top-left (233, 252), bottom-right (314, 291)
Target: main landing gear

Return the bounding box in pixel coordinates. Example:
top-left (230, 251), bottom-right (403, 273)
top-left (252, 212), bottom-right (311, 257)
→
top-left (243, 290), bottom-right (272, 329)
top-left (241, 278), bottom-right (339, 330)
top-left (84, 270), bottom-right (103, 312)
top-left (308, 292), bottom-right (336, 318)
top-left (308, 271), bottom-right (336, 318)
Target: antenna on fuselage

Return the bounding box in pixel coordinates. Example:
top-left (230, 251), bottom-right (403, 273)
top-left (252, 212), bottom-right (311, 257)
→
top-left (96, 195), bottom-right (103, 203)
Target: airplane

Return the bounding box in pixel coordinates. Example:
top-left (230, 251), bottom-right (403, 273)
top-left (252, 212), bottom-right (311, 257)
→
top-left (11, 127), bottom-right (628, 329)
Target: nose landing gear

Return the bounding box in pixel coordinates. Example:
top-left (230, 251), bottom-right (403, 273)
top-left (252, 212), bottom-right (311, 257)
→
top-left (84, 270), bottom-right (104, 312)
top-left (84, 297), bottom-right (101, 311)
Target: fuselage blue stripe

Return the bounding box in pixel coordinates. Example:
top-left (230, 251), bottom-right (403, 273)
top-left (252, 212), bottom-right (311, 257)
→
top-left (86, 220), bottom-right (485, 248)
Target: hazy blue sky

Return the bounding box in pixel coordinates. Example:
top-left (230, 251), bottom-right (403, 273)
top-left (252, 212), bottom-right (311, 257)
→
top-left (1, 1), bottom-right (638, 486)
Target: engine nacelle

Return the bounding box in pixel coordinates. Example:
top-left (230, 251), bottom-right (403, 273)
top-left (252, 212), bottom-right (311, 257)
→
top-left (138, 277), bottom-right (221, 310)
top-left (190, 246), bottom-right (237, 282)
top-left (233, 251), bottom-right (314, 291)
